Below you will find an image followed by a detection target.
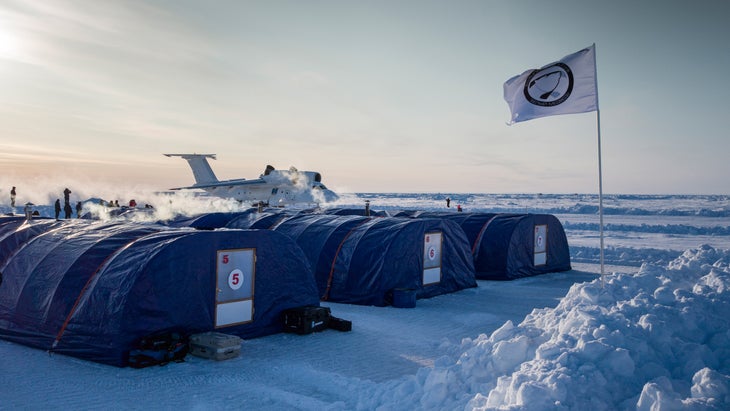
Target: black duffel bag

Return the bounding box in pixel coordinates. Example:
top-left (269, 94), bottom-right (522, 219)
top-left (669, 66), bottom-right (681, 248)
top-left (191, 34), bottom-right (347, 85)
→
top-left (128, 331), bottom-right (189, 368)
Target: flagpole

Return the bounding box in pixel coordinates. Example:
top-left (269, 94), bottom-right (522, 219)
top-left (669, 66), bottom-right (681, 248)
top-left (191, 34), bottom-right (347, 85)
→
top-left (593, 43), bottom-right (605, 283)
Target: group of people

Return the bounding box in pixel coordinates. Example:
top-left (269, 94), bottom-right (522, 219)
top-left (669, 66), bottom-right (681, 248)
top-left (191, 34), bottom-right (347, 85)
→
top-left (100, 199), bottom-right (151, 208)
top-left (101, 199), bottom-right (121, 208)
top-left (54, 188), bottom-right (81, 220)
top-left (8, 186), bottom-right (155, 220)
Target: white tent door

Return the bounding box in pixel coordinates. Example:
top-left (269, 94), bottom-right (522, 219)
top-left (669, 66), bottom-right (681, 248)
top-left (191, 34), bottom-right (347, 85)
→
top-left (215, 248), bottom-right (255, 328)
top-left (534, 225), bottom-right (547, 266)
top-left (423, 232), bottom-right (442, 285)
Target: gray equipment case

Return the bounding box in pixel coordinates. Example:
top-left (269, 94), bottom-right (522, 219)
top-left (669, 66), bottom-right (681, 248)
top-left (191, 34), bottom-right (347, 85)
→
top-left (189, 332), bottom-right (242, 361)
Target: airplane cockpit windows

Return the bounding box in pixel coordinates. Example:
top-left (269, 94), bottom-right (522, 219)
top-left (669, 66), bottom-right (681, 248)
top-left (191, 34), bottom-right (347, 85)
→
top-left (271, 188), bottom-right (278, 195)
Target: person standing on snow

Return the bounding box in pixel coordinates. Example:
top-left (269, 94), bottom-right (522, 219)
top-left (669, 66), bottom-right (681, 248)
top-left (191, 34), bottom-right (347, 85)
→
top-left (24, 202), bottom-right (34, 221)
top-left (76, 201), bottom-right (83, 218)
top-left (10, 186), bottom-right (16, 208)
top-left (64, 202), bottom-right (72, 219)
top-left (54, 199), bottom-right (61, 220)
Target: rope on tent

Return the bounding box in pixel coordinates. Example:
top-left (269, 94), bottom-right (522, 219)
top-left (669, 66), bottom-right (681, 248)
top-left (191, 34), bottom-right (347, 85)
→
top-left (322, 218), bottom-right (372, 301)
top-left (50, 237), bottom-right (141, 351)
top-left (471, 221), bottom-right (492, 255)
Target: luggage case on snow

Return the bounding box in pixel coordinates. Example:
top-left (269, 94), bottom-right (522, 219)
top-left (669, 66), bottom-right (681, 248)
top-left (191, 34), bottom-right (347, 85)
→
top-left (189, 332), bottom-right (242, 361)
top-left (281, 306), bottom-right (331, 335)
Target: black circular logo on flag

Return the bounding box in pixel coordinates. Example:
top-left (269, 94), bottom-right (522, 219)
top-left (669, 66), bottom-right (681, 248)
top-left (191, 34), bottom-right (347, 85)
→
top-left (523, 62), bottom-right (574, 107)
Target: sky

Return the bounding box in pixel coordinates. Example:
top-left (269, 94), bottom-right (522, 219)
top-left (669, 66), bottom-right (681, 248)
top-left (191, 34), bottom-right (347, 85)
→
top-left (1, 0), bottom-right (729, 195)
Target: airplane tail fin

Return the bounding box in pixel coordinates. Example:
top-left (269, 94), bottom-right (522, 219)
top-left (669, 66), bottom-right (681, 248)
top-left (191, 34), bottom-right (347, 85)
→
top-left (164, 154), bottom-right (219, 185)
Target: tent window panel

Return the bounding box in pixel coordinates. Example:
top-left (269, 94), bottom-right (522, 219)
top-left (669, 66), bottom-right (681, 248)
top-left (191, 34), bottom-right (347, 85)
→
top-left (216, 299), bottom-right (253, 327)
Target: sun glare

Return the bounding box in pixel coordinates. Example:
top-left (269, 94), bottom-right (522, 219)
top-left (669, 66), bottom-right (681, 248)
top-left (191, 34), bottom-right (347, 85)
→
top-left (0, 31), bottom-right (21, 58)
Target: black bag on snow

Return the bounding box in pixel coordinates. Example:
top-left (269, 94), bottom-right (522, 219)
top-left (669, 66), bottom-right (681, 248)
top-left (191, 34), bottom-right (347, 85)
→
top-left (281, 306), bottom-right (331, 335)
top-left (128, 331), bottom-right (189, 368)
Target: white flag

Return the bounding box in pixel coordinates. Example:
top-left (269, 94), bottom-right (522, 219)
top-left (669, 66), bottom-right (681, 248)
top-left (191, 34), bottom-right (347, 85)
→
top-left (504, 44), bottom-right (597, 124)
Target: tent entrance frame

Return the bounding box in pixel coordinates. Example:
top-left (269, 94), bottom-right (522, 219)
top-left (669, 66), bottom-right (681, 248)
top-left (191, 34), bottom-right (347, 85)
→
top-left (423, 231), bottom-right (443, 286)
top-left (534, 224), bottom-right (548, 266)
top-left (215, 248), bottom-right (256, 328)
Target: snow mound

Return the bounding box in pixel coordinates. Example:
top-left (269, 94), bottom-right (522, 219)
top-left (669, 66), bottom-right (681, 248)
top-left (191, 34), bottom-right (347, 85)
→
top-left (359, 245), bottom-right (730, 410)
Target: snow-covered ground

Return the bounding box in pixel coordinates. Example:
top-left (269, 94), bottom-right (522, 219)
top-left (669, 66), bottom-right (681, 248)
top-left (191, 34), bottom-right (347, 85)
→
top-left (1, 193), bottom-right (729, 410)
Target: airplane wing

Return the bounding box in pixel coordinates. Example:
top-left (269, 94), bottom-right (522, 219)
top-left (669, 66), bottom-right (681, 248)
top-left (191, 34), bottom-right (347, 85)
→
top-left (170, 178), bottom-right (266, 190)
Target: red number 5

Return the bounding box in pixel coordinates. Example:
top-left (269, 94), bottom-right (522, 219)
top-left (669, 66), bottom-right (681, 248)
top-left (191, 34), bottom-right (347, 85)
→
top-left (222, 255), bottom-right (229, 264)
top-left (231, 272), bottom-right (240, 285)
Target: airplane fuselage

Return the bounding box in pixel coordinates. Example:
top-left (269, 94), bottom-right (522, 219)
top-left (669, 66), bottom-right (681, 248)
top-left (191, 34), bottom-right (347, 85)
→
top-left (165, 154), bottom-right (339, 206)
top-left (197, 172), bottom-right (338, 206)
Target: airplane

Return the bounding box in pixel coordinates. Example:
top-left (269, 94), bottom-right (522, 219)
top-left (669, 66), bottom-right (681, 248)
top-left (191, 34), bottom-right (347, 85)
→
top-left (164, 154), bottom-right (339, 206)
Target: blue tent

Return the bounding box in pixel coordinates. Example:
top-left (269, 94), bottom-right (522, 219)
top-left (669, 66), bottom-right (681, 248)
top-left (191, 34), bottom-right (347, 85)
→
top-left (395, 211), bottom-right (570, 280)
top-left (271, 214), bottom-right (477, 306)
top-left (473, 214), bottom-right (571, 280)
top-left (0, 218), bottom-right (320, 367)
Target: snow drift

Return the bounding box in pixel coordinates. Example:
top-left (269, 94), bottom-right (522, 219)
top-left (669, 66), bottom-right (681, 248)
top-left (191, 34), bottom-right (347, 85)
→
top-left (359, 245), bottom-right (730, 410)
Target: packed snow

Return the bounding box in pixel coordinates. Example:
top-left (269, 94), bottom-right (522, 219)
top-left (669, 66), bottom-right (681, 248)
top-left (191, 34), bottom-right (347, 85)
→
top-left (1, 192), bottom-right (729, 410)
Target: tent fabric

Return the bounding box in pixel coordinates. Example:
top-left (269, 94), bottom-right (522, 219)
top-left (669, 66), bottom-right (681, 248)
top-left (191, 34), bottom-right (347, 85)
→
top-left (270, 214), bottom-right (370, 298)
top-left (271, 214), bottom-right (477, 306)
top-left (473, 214), bottom-right (571, 280)
top-left (408, 211), bottom-right (498, 251)
top-left (159, 208), bottom-right (304, 230)
top-left (0, 217), bottom-right (320, 367)
top-left (0, 218), bottom-right (66, 270)
top-left (225, 209), bottom-right (299, 230)
top-left (164, 211), bottom-right (252, 230)
top-left (388, 210), bottom-right (421, 218)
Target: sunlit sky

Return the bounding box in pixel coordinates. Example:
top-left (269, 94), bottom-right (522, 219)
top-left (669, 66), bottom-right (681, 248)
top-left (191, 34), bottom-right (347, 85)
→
top-left (1, 0), bottom-right (728, 195)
